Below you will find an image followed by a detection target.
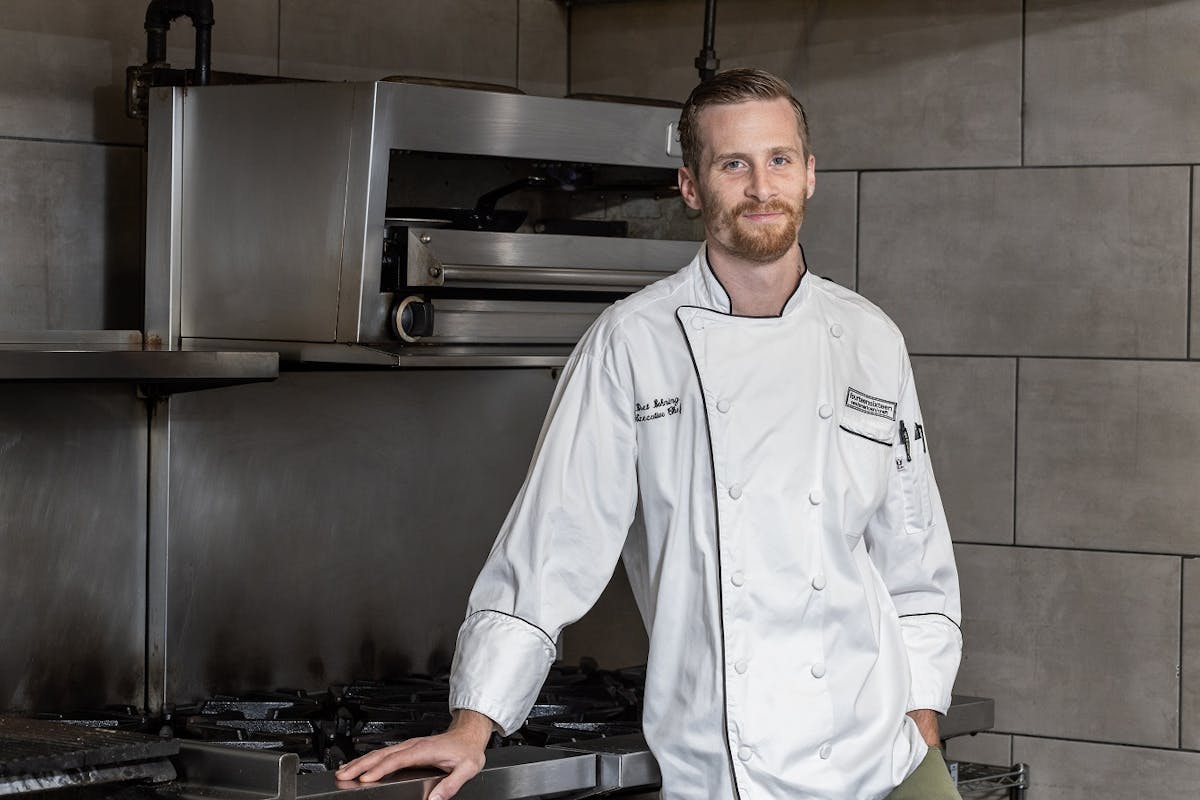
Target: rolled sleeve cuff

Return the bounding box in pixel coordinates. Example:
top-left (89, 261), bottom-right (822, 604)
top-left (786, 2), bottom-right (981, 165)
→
top-left (900, 614), bottom-right (963, 715)
top-left (449, 610), bottom-right (558, 736)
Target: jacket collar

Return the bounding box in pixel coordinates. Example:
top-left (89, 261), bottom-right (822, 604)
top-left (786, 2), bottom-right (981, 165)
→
top-left (690, 243), bottom-right (812, 318)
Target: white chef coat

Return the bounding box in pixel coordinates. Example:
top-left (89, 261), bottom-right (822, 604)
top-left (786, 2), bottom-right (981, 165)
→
top-left (449, 245), bottom-right (962, 800)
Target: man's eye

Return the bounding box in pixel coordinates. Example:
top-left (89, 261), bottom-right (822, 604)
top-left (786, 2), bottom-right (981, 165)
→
top-left (723, 160), bottom-right (745, 170)
top-left (771, 155), bottom-right (791, 165)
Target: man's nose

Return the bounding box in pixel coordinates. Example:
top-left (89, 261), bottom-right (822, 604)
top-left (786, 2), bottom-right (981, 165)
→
top-left (745, 167), bottom-right (775, 202)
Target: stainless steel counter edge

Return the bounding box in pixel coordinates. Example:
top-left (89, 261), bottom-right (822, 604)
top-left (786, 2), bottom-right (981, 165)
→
top-left (168, 743), bottom-right (597, 800)
top-left (0, 350), bottom-right (279, 391)
top-left (299, 747), bottom-right (597, 800)
top-left (184, 339), bottom-right (571, 369)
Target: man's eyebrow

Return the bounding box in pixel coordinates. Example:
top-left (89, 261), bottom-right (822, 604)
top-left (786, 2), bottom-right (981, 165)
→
top-left (709, 151), bottom-right (749, 163)
top-left (709, 146), bottom-right (803, 163)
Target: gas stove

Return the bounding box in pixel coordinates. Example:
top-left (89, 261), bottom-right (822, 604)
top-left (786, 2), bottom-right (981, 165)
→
top-left (5, 667), bottom-right (993, 800)
top-left (156, 663), bottom-right (646, 774)
top-left (7, 664), bottom-right (657, 799)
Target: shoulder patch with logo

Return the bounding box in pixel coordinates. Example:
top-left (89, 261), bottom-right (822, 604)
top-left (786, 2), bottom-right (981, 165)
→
top-left (845, 387), bottom-right (897, 421)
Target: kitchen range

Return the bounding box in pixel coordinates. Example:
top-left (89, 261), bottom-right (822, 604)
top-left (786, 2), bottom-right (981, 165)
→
top-left (1, 665), bottom-right (995, 798)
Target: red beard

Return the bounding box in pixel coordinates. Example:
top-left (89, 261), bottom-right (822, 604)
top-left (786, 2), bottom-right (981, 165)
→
top-left (705, 195), bottom-right (806, 263)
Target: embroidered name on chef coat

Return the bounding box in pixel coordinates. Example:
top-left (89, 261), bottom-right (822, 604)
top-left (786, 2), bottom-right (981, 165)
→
top-left (635, 396), bottom-right (681, 423)
top-left (845, 387), bottom-right (897, 420)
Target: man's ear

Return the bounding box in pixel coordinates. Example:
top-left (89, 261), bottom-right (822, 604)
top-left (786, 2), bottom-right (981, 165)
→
top-left (806, 154), bottom-right (816, 200)
top-left (678, 166), bottom-right (703, 211)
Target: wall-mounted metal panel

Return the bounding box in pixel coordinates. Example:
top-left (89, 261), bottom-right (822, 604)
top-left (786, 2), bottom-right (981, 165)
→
top-left (163, 370), bottom-right (556, 702)
top-left (0, 385), bottom-right (147, 711)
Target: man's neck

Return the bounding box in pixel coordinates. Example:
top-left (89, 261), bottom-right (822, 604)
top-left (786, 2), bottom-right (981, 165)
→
top-left (707, 243), bottom-right (807, 316)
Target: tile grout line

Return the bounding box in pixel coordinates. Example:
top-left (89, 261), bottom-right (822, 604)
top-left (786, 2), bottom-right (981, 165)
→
top-left (1188, 166), bottom-right (1194, 361)
top-left (1180, 558), bottom-right (1186, 750)
top-left (909, 353), bottom-right (1195, 363)
top-left (854, 172), bottom-right (862, 292)
top-left (851, 162), bottom-right (1197, 173)
top-left (1020, 0), bottom-right (1026, 167)
top-left (956, 540), bottom-right (1195, 560)
top-left (988, 729), bottom-right (1199, 754)
top-left (1012, 358), bottom-right (1019, 547)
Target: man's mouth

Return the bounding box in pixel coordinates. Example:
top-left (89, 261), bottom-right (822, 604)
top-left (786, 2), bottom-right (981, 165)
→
top-left (735, 201), bottom-right (794, 223)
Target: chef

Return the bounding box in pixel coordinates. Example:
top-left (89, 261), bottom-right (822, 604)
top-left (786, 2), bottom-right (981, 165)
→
top-left (337, 68), bottom-right (963, 800)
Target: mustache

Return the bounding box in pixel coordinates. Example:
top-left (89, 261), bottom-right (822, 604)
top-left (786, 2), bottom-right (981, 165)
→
top-left (730, 199), bottom-right (798, 217)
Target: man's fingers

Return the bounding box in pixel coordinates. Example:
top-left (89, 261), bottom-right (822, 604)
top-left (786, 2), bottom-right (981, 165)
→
top-left (357, 745), bottom-right (431, 783)
top-left (334, 740), bottom-right (418, 781)
top-left (428, 756), bottom-right (485, 800)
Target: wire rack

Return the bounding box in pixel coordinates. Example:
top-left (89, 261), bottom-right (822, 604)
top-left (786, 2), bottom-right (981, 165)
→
top-left (949, 760), bottom-right (1030, 799)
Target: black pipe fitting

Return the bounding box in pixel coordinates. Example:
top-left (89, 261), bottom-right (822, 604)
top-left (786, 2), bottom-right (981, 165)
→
top-left (143, 0), bottom-right (215, 85)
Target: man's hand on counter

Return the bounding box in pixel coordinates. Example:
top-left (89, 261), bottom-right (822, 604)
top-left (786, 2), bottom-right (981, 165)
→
top-left (334, 708), bottom-right (494, 799)
top-left (906, 709), bottom-right (942, 748)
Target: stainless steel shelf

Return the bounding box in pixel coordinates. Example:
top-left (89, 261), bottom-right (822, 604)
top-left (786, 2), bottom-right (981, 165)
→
top-left (941, 695), bottom-right (995, 740)
top-left (0, 331), bottom-right (279, 393)
top-left (185, 339), bottom-right (571, 369)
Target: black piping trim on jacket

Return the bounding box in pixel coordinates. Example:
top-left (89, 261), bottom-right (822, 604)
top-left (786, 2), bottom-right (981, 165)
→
top-left (465, 609), bottom-right (557, 649)
top-left (674, 308), bottom-right (744, 800)
top-left (702, 242), bottom-right (809, 319)
top-left (838, 424), bottom-right (891, 447)
top-left (897, 611), bottom-right (963, 633)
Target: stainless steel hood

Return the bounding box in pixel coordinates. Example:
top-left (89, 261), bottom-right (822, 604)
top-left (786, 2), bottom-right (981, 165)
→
top-left (145, 80), bottom-right (697, 367)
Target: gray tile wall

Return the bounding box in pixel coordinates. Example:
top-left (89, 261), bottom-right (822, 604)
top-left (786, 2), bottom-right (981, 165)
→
top-left (956, 544), bottom-right (1180, 746)
top-left (1012, 736), bottom-right (1200, 800)
top-left (1184, 558), bottom-right (1200, 749)
top-left (1017, 359), bottom-right (1200, 554)
top-left (567, 1), bottom-right (1200, 794)
top-left (1024, 0), bottom-right (1200, 166)
top-left (912, 357), bottom-right (1016, 545)
top-left (859, 167), bottom-right (1190, 358)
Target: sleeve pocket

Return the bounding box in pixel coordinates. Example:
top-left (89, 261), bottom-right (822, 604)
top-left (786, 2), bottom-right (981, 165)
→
top-left (897, 424), bottom-right (935, 534)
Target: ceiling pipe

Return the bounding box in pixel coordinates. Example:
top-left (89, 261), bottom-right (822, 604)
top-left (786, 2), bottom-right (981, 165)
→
top-left (694, 0), bottom-right (720, 82)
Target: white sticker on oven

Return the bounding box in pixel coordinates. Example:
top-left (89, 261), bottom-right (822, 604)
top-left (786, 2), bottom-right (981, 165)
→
top-left (845, 387), bottom-right (897, 421)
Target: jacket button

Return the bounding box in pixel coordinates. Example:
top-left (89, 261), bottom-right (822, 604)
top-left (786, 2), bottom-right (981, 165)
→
top-left (808, 489), bottom-right (823, 505)
top-left (729, 484), bottom-right (743, 500)
top-left (819, 742), bottom-right (833, 760)
top-left (691, 317), bottom-right (706, 330)
top-left (811, 662), bottom-right (826, 678)
top-left (830, 323), bottom-right (843, 338)
top-left (734, 660), bottom-right (748, 675)
top-left (818, 403), bottom-right (833, 419)
top-left (717, 399), bottom-right (731, 413)
top-left (811, 573), bottom-right (827, 591)
top-left (737, 746), bottom-right (753, 762)
top-left (730, 570), bottom-right (745, 587)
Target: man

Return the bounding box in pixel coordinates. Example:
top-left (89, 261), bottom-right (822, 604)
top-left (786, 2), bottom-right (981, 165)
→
top-left (337, 68), bottom-right (963, 800)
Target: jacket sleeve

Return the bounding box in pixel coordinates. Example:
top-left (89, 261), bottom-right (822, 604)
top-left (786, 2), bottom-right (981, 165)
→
top-left (863, 343), bottom-right (962, 715)
top-left (448, 340), bottom-right (639, 735)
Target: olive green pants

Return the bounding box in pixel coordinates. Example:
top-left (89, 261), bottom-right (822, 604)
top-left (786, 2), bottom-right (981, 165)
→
top-left (884, 748), bottom-right (962, 800)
